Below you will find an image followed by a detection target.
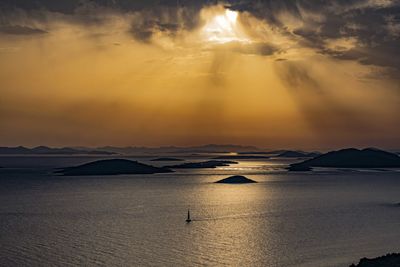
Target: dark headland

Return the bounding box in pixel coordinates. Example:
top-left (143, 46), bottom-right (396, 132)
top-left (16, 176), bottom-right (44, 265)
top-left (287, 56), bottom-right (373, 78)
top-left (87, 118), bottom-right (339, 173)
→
top-left (350, 253), bottom-right (400, 267)
top-left (166, 160), bottom-right (237, 169)
top-left (288, 148), bottom-right (400, 171)
top-left (215, 175), bottom-right (257, 184)
top-left (56, 159), bottom-right (173, 176)
top-left (150, 157), bottom-right (184, 162)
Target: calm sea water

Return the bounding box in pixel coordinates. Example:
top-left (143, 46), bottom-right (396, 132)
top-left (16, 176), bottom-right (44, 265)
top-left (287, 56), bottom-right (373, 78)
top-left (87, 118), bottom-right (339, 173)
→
top-left (0, 156), bottom-right (399, 267)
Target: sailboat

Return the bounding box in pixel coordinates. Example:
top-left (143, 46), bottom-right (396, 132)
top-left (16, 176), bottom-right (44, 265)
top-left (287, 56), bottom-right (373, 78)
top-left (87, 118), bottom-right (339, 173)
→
top-left (186, 209), bottom-right (192, 223)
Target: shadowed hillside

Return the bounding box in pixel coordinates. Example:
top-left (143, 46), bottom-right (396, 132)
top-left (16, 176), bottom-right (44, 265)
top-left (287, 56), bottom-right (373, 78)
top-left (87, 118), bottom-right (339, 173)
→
top-left (289, 148), bottom-right (400, 171)
top-left (350, 253), bottom-right (400, 267)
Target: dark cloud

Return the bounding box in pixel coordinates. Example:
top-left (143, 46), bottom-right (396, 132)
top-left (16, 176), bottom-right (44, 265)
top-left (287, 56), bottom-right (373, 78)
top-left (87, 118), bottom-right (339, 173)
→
top-left (0, 0), bottom-right (399, 72)
top-left (0, 25), bottom-right (47, 35)
top-left (215, 42), bottom-right (280, 56)
top-left (229, 1), bottom-right (400, 72)
top-left (0, 0), bottom-right (82, 14)
top-left (247, 43), bottom-right (280, 56)
top-left (301, 3), bottom-right (400, 72)
top-left (276, 61), bottom-right (321, 92)
top-left (127, 6), bottom-right (201, 42)
top-left (0, 0), bottom-right (209, 14)
top-left (129, 20), bottom-right (154, 42)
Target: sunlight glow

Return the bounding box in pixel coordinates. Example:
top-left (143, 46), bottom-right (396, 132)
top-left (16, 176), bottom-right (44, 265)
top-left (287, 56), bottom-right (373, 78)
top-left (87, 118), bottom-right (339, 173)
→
top-left (202, 9), bottom-right (250, 44)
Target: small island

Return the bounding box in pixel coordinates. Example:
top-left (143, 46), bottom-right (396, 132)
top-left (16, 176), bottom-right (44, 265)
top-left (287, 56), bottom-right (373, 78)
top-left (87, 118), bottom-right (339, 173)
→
top-left (215, 175), bottom-right (257, 184)
top-left (166, 160), bottom-right (237, 169)
top-left (350, 253), bottom-right (400, 267)
top-left (213, 155), bottom-right (269, 160)
top-left (277, 151), bottom-right (320, 158)
top-left (288, 148), bottom-right (400, 171)
top-left (287, 164), bottom-right (312, 171)
top-left (238, 152), bottom-right (271, 155)
top-left (150, 157), bottom-right (184, 162)
top-left (56, 159), bottom-right (173, 176)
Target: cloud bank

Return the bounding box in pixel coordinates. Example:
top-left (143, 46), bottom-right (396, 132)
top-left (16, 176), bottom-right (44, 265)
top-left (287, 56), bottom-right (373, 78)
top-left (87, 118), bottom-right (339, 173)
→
top-left (0, 0), bottom-right (399, 148)
top-left (1, 0), bottom-right (399, 71)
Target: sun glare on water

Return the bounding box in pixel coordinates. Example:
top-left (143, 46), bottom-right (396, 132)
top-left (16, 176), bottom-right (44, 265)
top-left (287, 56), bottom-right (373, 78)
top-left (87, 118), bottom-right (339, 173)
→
top-left (202, 9), bottom-right (250, 44)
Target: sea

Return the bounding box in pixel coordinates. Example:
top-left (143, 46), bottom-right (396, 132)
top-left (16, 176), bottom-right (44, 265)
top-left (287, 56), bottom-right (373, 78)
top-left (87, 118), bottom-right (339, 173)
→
top-left (0, 155), bottom-right (399, 267)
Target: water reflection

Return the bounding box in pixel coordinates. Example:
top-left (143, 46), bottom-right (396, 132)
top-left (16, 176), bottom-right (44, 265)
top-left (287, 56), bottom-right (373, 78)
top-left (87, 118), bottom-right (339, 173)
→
top-left (182, 179), bottom-right (277, 266)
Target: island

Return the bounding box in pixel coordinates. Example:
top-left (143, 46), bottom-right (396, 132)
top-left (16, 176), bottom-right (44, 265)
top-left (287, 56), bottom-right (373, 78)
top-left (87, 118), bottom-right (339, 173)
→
top-left (56, 159), bottom-right (173, 176)
top-left (150, 157), bottom-right (184, 162)
top-left (215, 175), bottom-right (257, 184)
top-left (288, 148), bottom-right (400, 171)
top-left (238, 151), bottom-right (271, 155)
top-left (166, 160), bottom-right (237, 169)
top-left (277, 151), bottom-right (320, 158)
top-left (287, 164), bottom-right (312, 171)
top-left (350, 253), bottom-right (400, 267)
top-left (213, 155), bottom-right (269, 160)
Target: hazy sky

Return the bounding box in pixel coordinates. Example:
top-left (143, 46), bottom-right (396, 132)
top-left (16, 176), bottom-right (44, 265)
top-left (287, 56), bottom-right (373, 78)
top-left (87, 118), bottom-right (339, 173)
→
top-left (0, 0), bottom-right (399, 149)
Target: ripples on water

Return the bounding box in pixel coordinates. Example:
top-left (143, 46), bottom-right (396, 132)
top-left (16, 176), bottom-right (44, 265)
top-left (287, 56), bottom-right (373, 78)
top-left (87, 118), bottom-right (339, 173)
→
top-left (0, 156), bottom-right (400, 266)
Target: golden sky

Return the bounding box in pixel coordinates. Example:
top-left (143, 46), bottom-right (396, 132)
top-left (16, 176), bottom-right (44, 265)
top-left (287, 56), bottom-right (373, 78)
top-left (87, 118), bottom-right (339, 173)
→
top-left (0, 3), bottom-right (399, 149)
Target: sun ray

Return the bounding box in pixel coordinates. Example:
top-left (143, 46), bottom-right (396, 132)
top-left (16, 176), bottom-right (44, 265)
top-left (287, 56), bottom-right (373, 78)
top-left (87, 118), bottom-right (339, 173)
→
top-left (202, 9), bottom-right (250, 44)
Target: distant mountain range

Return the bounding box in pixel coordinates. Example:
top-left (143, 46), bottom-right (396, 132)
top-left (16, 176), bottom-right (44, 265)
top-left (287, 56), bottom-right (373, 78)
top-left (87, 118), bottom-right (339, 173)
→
top-left (0, 146), bottom-right (115, 155)
top-left (95, 144), bottom-right (260, 154)
top-left (239, 150), bottom-right (321, 157)
top-left (1, 145), bottom-right (398, 157)
top-left (0, 144), bottom-right (260, 155)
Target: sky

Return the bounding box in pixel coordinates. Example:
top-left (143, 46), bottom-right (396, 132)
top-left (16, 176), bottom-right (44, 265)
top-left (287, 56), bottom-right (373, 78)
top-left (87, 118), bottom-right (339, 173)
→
top-left (0, 0), bottom-right (399, 149)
